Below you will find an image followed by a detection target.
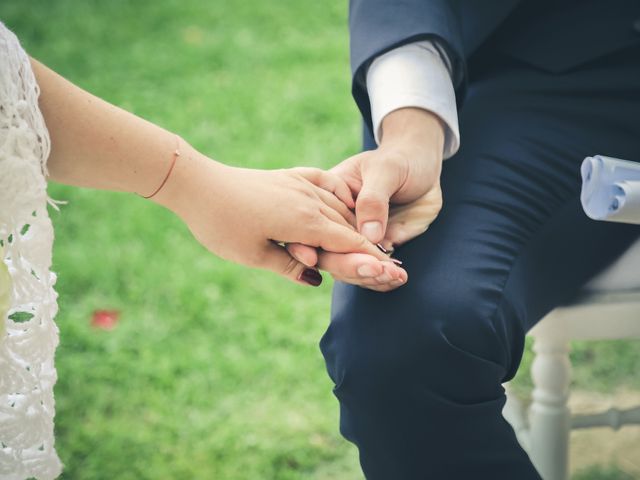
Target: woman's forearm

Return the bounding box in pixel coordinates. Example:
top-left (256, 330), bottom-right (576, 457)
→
top-left (30, 57), bottom-right (204, 199)
top-left (28, 56), bottom-right (397, 285)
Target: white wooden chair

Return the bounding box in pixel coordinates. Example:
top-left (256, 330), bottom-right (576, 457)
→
top-left (503, 238), bottom-right (640, 480)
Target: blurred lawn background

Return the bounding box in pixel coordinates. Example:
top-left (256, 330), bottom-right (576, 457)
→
top-left (2, 1), bottom-right (639, 479)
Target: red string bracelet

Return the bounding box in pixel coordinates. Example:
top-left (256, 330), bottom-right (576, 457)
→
top-left (141, 135), bottom-right (181, 199)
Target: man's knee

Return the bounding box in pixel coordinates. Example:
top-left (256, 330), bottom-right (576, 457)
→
top-left (321, 280), bottom-right (516, 405)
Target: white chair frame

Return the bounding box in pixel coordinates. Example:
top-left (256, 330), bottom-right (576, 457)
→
top-left (503, 290), bottom-right (640, 480)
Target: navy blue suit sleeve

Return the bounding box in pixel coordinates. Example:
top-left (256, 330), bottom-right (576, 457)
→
top-left (349, 0), bottom-right (522, 137)
top-left (349, 0), bottom-right (465, 135)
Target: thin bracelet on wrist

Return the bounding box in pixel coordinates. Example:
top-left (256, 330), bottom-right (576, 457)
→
top-left (140, 135), bottom-right (182, 199)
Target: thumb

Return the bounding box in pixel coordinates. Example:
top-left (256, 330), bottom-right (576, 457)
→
top-left (261, 242), bottom-right (323, 287)
top-left (356, 167), bottom-right (399, 244)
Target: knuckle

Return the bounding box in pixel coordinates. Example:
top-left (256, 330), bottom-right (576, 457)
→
top-left (286, 170), bottom-right (309, 187)
top-left (307, 217), bottom-right (324, 236)
top-left (298, 205), bottom-right (320, 224)
top-left (292, 181), bottom-right (317, 199)
top-left (357, 192), bottom-right (386, 210)
top-left (294, 211), bottom-right (324, 242)
top-left (291, 167), bottom-right (312, 179)
top-left (352, 232), bottom-right (368, 249)
top-left (303, 167), bottom-right (322, 177)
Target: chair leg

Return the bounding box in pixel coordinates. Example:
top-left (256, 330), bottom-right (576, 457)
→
top-left (528, 332), bottom-right (572, 480)
top-left (503, 383), bottom-right (531, 452)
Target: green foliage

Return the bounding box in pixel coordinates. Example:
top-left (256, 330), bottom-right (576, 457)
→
top-left (573, 465), bottom-right (637, 480)
top-left (2, 1), bottom-right (637, 478)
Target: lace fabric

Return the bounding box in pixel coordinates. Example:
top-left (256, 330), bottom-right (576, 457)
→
top-left (0, 22), bottom-right (63, 479)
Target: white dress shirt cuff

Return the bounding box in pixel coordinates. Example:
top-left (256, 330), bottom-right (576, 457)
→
top-left (366, 40), bottom-right (460, 159)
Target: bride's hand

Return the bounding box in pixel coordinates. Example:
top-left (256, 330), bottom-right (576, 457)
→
top-left (287, 188), bottom-right (439, 291)
top-left (27, 58), bottom-right (394, 287)
top-left (153, 147), bottom-right (390, 285)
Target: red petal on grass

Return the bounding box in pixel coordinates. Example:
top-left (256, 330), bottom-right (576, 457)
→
top-left (91, 310), bottom-right (120, 330)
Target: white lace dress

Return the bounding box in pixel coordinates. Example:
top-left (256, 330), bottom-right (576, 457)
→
top-left (0, 22), bottom-right (63, 480)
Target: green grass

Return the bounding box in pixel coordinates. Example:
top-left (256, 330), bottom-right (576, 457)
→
top-left (2, 1), bottom-right (639, 478)
top-left (573, 465), bottom-right (638, 480)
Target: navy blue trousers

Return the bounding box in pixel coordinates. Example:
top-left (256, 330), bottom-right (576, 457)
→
top-left (321, 48), bottom-right (640, 479)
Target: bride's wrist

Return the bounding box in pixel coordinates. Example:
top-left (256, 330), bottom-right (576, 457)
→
top-left (150, 141), bottom-right (225, 217)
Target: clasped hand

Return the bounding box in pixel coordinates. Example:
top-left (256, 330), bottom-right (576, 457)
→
top-left (30, 58), bottom-right (441, 291)
top-left (288, 108), bottom-right (445, 291)
top-left (157, 108), bottom-right (444, 291)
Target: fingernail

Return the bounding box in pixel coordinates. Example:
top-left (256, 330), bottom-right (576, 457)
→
top-left (299, 268), bottom-right (322, 287)
top-left (390, 258), bottom-right (403, 265)
top-left (361, 222), bottom-right (382, 242)
top-left (357, 264), bottom-right (378, 278)
top-left (376, 243), bottom-right (388, 253)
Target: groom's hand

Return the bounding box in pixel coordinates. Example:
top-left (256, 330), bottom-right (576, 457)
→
top-left (287, 107), bottom-right (445, 291)
top-left (334, 107), bottom-right (445, 248)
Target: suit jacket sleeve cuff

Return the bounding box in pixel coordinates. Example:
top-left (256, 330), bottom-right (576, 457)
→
top-left (366, 40), bottom-right (460, 159)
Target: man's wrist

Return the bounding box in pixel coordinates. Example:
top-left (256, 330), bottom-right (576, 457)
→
top-left (379, 108), bottom-right (445, 159)
top-left (365, 40), bottom-right (460, 157)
